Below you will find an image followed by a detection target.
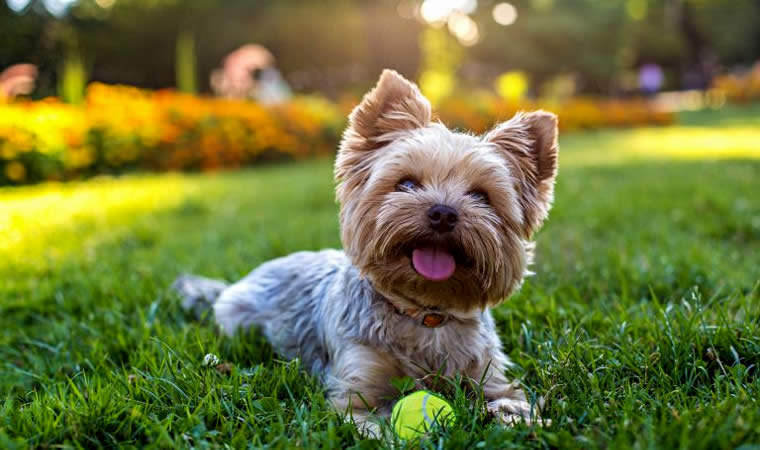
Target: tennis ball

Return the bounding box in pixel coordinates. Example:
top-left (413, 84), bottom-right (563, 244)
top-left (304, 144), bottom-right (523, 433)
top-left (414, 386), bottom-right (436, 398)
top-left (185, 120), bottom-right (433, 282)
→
top-left (391, 391), bottom-right (456, 439)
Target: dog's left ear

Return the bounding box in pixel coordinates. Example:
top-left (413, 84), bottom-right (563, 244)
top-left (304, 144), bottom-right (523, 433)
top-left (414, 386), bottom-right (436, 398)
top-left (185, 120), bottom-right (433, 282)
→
top-left (485, 111), bottom-right (559, 237)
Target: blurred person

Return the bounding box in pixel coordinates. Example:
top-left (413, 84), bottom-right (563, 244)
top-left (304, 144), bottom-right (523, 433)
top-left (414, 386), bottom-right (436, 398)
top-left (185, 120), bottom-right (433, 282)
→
top-left (638, 63), bottom-right (664, 96)
top-left (0, 64), bottom-right (38, 99)
top-left (210, 44), bottom-right (291, 103)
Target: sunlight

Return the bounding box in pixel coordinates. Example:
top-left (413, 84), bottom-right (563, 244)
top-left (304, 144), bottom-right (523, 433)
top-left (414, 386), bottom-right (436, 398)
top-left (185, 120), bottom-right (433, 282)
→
top-left (560, 125), bottom-right (760, 167)
top-left (0, 175), bottom-right (196, 268)
top-left (626, 126), bottom-right (760, 160)
top-left (419, 0), bottom-right (477, 24)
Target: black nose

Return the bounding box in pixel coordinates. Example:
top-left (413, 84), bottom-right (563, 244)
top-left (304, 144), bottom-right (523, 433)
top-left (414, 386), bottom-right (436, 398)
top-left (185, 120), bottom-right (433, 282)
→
top-left (427, 204), bottom-right (458, 233)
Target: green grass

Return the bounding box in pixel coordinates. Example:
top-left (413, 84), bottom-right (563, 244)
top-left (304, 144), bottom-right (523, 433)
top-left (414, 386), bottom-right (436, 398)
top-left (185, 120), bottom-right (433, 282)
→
top-left (2, 106), bottom-right (759, 448)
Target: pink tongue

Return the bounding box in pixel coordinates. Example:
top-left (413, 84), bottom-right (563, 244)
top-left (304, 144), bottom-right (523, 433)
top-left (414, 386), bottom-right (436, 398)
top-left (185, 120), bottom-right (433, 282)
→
top-left (412, 247), bottom-right (456, 281)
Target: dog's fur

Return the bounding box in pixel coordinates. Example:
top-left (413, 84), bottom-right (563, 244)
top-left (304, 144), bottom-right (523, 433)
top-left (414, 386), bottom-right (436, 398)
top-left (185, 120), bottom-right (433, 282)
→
top-left (174, 70), bottom-right (558, 434)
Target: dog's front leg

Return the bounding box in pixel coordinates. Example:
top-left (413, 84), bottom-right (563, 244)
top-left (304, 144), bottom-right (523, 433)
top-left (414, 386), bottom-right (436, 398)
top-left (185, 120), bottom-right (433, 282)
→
top-left (324, 344), bottom-right (403, 437)
top-left (472, 348), bottom-right (544, 426)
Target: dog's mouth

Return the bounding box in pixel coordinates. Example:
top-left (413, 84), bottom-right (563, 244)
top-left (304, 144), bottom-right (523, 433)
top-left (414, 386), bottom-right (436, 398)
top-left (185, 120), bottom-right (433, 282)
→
top-left (403, 240), bottom-right (472, 282)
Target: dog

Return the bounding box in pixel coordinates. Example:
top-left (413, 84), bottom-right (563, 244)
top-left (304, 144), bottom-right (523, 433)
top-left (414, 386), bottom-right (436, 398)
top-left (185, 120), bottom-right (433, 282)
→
top-left (173, 69), bottom-right (558, 435)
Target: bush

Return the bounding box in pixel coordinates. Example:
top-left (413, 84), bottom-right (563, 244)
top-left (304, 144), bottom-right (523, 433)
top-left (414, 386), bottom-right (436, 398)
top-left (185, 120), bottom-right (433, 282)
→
top-left (0, 83), bottom-right (344, 185)
top-left (435, 93), bottom-right (673, 134)
top-left (710, 63), bottom-right (760, 103)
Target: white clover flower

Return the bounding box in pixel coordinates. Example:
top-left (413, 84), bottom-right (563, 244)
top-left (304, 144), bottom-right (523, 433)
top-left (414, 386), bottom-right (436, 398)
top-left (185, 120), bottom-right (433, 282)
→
top-left (202, 353), bottom-right (220, 367)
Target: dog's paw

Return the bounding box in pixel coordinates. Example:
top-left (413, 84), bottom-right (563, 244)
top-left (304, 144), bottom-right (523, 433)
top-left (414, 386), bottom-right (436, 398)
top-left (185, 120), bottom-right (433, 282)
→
top-left (354, 420), bottom-right (382, 439)
top-left (487, 398), bottom-right (548, 427)
top-left (172, 274), bottom-right (228, 318)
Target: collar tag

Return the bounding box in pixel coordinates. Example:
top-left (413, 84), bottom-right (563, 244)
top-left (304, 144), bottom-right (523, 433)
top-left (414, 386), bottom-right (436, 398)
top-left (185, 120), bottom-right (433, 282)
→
top-left (421, 313), bottom-right (446, 328)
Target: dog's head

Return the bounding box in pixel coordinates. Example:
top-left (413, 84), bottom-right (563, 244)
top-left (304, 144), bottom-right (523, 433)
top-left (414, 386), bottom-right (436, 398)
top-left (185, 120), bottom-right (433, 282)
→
top-left (335, 70), bottom-right (558, 311)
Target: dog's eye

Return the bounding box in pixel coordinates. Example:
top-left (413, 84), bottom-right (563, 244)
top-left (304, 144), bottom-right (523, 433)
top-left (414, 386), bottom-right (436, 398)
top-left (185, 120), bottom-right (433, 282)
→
top-left (397, 179), bottom-right (419, 191)
top-left (468, 190), bottom-right (489, 204)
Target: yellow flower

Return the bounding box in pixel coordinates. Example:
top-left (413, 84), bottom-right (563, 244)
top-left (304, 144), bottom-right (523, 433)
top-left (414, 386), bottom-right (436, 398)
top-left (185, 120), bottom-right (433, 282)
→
top-left (5, 161), bottom-right (26, 182)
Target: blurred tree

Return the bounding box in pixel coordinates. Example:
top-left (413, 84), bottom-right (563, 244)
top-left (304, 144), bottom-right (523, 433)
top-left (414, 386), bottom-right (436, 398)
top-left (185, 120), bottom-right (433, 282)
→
top-left (418, 27), bottom-right (462, 105)
top-left (1, 0), bottom-right (758, 96)
top-left (175, 30), bottom-right (197, 94)
top-left (58, 44), bottom-right (86, 103)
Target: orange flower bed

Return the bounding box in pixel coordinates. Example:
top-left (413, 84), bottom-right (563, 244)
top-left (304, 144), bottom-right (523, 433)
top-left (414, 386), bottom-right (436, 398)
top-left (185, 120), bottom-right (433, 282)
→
top-left (0, 83), bottom-right (344, 184)
top-left (0, 82), bottom-right (674, 185)
top-left (710, 64), bottom-right (760, 103)
top-left (436, 95), bottom-right (673, 134)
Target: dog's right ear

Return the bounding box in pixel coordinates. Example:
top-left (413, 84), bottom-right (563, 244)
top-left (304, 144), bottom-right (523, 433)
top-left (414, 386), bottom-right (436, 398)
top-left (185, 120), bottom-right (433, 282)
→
top-left (335, 70), bottom-right (431, 189)
top-left (345, 69), bottom-right (431, 148)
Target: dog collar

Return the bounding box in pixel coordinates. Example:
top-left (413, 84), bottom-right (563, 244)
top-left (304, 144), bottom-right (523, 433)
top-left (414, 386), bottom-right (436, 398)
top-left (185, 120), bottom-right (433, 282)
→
top-left (402, 307), bottom-right (449, 328)
top-left (382, 295), bottom-right (449, 328)
top-left (421, 311), bottom-right (447, 328)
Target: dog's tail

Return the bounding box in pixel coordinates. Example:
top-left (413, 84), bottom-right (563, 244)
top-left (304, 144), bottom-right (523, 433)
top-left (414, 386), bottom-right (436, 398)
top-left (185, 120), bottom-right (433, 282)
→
top-left (172, 274), bottom-right (229, 318)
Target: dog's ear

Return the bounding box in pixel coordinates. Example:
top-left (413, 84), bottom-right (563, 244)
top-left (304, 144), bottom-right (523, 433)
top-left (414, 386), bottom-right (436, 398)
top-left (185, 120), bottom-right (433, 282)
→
top-left (346, 69), bottom-right (431, 146)
top-left (335, 70), bottom-right (431, 191)
top-left (485, 110), bottom-right (559, 236)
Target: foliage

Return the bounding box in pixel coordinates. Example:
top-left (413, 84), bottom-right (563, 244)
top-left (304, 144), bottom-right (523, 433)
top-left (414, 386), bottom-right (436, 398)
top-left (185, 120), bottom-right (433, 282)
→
top-left (4, 1), bottom-right (759, 96)
top-left (418, 27), bottom-right (462, 106)
top-left (175, 31), bottom-right (198, 95)
top-left (58, 47), bottom-right (87, 105)
top-left (0, 83), bottom-right (344, 185)
top-left (711, 63), bottom-right (760, 103)
top-left (1, 108), bottom-right (759, 447)
top-left (435, 94), bottom-right (673, 135)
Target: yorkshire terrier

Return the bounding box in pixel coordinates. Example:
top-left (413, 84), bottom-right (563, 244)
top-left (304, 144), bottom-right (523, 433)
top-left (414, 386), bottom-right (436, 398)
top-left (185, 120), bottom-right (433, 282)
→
top-left (174, 69), bottom-right (558, 435)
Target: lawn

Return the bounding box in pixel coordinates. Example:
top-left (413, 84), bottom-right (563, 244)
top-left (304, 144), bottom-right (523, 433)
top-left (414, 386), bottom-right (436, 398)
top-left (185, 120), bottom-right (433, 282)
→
top-left (1, 106), bottom-right (759, 449)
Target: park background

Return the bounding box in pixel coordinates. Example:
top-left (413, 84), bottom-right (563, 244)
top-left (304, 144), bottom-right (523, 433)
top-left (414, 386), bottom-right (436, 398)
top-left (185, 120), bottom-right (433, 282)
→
top-left (1, 0), bottom-right (759, 448)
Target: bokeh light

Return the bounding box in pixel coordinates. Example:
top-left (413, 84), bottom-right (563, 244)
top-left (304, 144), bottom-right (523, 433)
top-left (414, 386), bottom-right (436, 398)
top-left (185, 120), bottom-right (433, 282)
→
top-left (95, 0), bottom-right (116, 9)
top-left (420, 0), bottom-right (449, 23)
top-left (420, 0), bottom-right (477, 24)
top-left (492, 2), bottom-right (517, 26)
top-left (6, 0), bottom-right (31, 13)
top-left (626, 0), bottom-right (648, 20)
top-left (495, 70), bottom-right (528, 100)
top-left (447, 12), bottom-right (479, 46)
top-left (42, 0), bottom-right (77, 17)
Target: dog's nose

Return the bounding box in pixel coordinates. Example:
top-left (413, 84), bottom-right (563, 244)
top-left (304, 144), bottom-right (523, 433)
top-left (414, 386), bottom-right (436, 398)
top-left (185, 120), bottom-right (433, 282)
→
top-left (427, 204), bottom-right (458, 233)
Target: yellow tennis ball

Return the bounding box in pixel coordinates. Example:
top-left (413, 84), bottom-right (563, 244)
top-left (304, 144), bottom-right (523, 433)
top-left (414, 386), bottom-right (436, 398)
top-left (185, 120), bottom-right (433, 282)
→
top-left (391, 391), bottom-right (456, 439)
